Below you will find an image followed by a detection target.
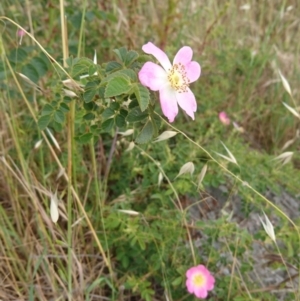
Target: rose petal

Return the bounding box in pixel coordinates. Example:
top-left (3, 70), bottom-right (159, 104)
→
top-left (159, 86), bottom-right (178, 122)
top-left (138, 62), bottom-right (168, 91)
top-left (206, 274), bottom-right (215, 290)
top-left (176, 88), bottom-right (197, 119)
top-left (185, 61), bottom-right (201, 83)
top-left (186, 266), bottom-right (199, 278)
top-left (219, 111), bottom-right (230, 125)
top-left (186, 279), bottom-right (194, 293)
top-left (173, 46), bottom-right (193, 65)
top-left (173, 47), bottom-right (201, 83)
top-left (142, 42), bottom-right (172, 71)
top-left (198, 265), bottom-right (208, 273)
top-left (194, 287), bottom-right (208, 299)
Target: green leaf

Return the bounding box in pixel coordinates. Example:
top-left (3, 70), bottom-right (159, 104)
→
top-left (83, 81), bottom-right (99, 103)
top-left (101, 118), bottom-right (115, 132)
top-left (0, 60), bottom-right (8, 80)
top-left (52, 121), bottom-right (63, 132)
top-left (86, 11), bottom-right (95, 21)
top-left (128, 98), bottom-right (139, 109)
top-left (54, 110), bottom-right (65, 123)
top-left (83, 102), bottom-right (96, 111)
top-left (83, 89), bottom-right (97, 103)
top-left (63, 96), bottom-right (73, 103)
top-left (138, 54), bottom-right (154, 63)
top-left (105, 76), bottom-right (132, 98)
top-left (98, 86), bottom-right (105, 98)
top-left (74, 110), bottom-right (86, 124)
top-left (77, 133), bottom-right (94, 144)
top-left (135, 120), bottom-right (154, 144)
top-left (150, 110), bottom-right (161, 137)
top-left (65, 56), bottom-right (73, 67)
top-left (88, 64), bottom-right (98, 76)
top-left (110, 102), bottom-right (120, 110)
top-left (51, 100), bottom-right (58, 107)
top-left (22, 46), bottom-right (37, 53)
top-left (83, 112), bottom-right (95, 120)
top-left (171, 276), bottom-right (183, 287)
top-left (71, 57), bottom-right (94, 78)
top-left (21, 64), bottom-right (39, 83)
top-left (102, 107), bottom-right (115, 119)
top-left (134, 83), bottom-right (150, 112)
top-left (30, 57), bottom-right (48, 78)
top-left (138, 239), bottom-right (146, 250)
top-left (41, 104), bottom-right (54, 115)
top-left (126, 107), bottom-right (148, 123)
top-left (39, 52), bottom-right (51, 69)
top-left (8, 47), bottom-right (28, 64)
top-left (115, 114), bottom-right (126, 127)
top-left (100, 70), bottom-right (130, 86)
top-left (119, 109), bottom-right (128, 118)
top-left (113, 47), bottom-right (127, 62)
top-left (121, 255), bottom-right (129, 269)
top-left (70, 12), bottom-right (84, 30)
top-left (38, 114), bottom-right (52, 130)
top-left (59, 102), bottom-right (70, 113)
top-left (106, 61), bottom-right (123, 73)
top-left (90, 125), bottom-right (102, 135)
top-left (124, 50), bottom-right (139, 66)
top-left (118, 69), bottom-right (137, 81)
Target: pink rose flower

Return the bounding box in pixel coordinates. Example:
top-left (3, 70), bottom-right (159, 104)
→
top-left (186, 265), bottom-right (215, 299)
top-left (219, 111), bottom-right (231, 125)
top-left (138, 42), bottom-right (201, 122)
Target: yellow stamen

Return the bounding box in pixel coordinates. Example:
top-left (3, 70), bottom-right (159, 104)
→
top-left (192, 273), bottom-right (205, 287)
top-left (167, 63), bottom-right (189, 93)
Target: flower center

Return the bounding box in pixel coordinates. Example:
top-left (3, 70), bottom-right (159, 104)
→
top-left (167, 63), bottom-right (189, 93)
top-left (192, 274), bottom-right (205, 287)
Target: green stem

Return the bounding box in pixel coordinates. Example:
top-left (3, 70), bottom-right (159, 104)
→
top-left (77, 0), bottom-right (87, 58)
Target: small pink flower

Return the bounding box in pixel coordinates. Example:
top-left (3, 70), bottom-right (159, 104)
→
top-left (17, 29), bottom-right (26, 37)
top-left (17, 29), bottom-right (26, 45)
top-left (138, 42), bottom-right (201, 123)
top-left (186, 265), bottom-right (215, 299)
top-left (219, 111), bottom-right (230, 125)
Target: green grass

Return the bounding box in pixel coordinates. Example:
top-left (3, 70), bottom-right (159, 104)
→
top-left (0, 0), bottom-right (300, 300)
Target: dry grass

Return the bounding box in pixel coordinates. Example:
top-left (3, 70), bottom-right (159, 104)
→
top-left (0, 153), bottom-right (109, 300)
